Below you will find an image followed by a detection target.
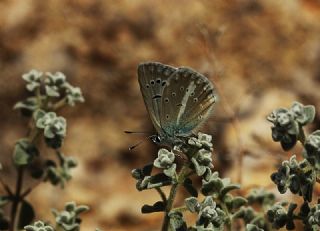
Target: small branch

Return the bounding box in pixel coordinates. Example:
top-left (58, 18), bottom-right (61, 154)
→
top-left (161, 183), bottom-right (178, 231)
top-left (298, 126), bottom-right (306, 146)
top-left (0, 175), bottom-right (13, 196)
top-left (10, 124), bottom-right (40, 231)
top-left (156, 187), bottom-right (167, 205)
top-left (21, 178), bottom-right (44, 199)
top-left (220, 202), bottom-right (232, 231)
top-left (161, 164), bottom-right (189, 231)
top-left (51, 97), bottom-right (67, 111)
top-left (10, 167), bottom-right (24, 231)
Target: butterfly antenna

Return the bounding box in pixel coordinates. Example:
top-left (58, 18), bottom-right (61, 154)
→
top-left (124, 130), bottom-right (153, 135)
top-left (128, 135), bottom-right (154, 150)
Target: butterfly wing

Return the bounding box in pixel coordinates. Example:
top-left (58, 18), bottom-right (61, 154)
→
top-left (137, 62), bottom-right (178, 134)
top-left (160, 67), bottom-right (217, 137)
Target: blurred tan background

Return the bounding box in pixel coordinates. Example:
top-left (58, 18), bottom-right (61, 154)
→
top-left (1, 0), bottom-right (320, 230)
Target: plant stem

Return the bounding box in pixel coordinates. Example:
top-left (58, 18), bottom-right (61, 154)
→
top-left (10, 126), bottom-right (40, 231)
top-left (52, 97), bottom-right (67, 111)
top-left (10, 167), bottom-right (24, 231)
top-left (161, 164), bottom-right (189, 231)
top-left (220, 202), bottom-right (232, 231)
top-left (156, 187), bottom-right (167, 204)
top-left (0, 175), bottom-right (13, 196)
top-left (161, 183), bottom-right (179, 231)
top-left (298, 126), bottom-right (306, 145)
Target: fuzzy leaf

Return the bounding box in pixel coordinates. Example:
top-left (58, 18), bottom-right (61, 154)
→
top-left (231, 197), bottom-right (248, 210)
top-left (18, 201), bottom-right (35, 229)
top-left (183, 178), bottom-right (198, 197)
top-left (142, 163), bottom-right (153, 176)
top-left (185, 197), bottom-right (199, 213)
top-left (0, 218), bottom-right (9, 230)
top-left (220, 184), bottom-right (240, 198)
top-left (141, 201), bottom-right (165, 213)
top-left (13, 139), bottom-right (38, 166)
top-left (303, 105), bottom-right (315, 124)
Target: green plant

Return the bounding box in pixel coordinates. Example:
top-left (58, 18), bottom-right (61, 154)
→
top-left (132, 101), bottom-right (320, 231)
top-left (132, 132), bottom-right (276, 231)
top-left (0, 70), bottom-right (88, 230)
top-left (266, 101), bottom-right (320, 230)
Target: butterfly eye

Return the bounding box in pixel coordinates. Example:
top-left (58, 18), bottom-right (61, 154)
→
top-left (150, 80), bottom-right (155, 85)
top-left (180, 87), bottom-right (184, 91)
top-left (172, 92), bottom-right (176, 97)
top-left (146, 84), bottom-right (150, 88)
top-left (193, 98), bottom-right (198, 102)
top-left (166, 114), bottom-right (169, 119)
top-left (191, 92), bottom-right (195, 96)
top-left (164, 98), bottom-right (169, 103)
top-left (156, 79), bottom-right (161, 84)
top-left (162, 81), bottom-right (166, 86)
top-left (152, 135), bottom-right (161, 143)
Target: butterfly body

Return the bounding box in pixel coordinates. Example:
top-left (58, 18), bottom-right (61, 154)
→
top-left (138, 62), bottom-right (217, 147)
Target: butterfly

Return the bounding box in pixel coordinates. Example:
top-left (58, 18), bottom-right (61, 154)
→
top-left (138, 62), bottom-right (217, 147)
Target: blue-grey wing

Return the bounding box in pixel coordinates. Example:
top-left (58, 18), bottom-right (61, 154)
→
top-left (160, 67), bottom-right (217, 136)
top-left (137, 62), bottom-right (178, 134)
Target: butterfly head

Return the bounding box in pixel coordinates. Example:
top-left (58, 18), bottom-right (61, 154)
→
top-left (150, 134), bottom-right (162, 144)
top-left (150, 133), bottom-right (185, 149)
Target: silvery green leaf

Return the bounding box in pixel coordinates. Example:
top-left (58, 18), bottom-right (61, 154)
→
top-left (185, 197), bottom-right (200, 213)
top-left (303, 105), bottom-right (315, 124)
top-left (13, 142), bottom-right (30, 165)
top-left (33, 109), bottom-right (46, 121)
top-left (22, 69), bottom-right (42, 82)
top-left (169, 211), bottom-right (187, 230)
top-left (13, 139), bottom-right (38, 166)
top-left (65, 202), bottom-right (76, 212)
top-left (201, 172), bottom-right (224, 196)
top-left (231, 196), bottom-right (247, 209)
top-left (131, 169), bottom-right (143, 180)
top-left (46, 72), bottom-right (66, 85)
top-left (44, 126), bottom-right (55, 138)
top-left (196, 149), bottom-right (213, 167)
top-left (201, 196), bottom-right (215, 208)
top-left (192, 157), bottom-right (207, 176)
top-left (65, 84), bottom-right (85, 106)
top-left (60, 223), bottom-right (79, 231)
top-left (26, 82), bottom-right (39, 92)
top-left (14, 97), bottom-right (37, 111)
top-left (246, 224), bottom-right (264, 231)
top-left (22, 69), bottom-right (42, 92)
top-left (188, 137), bottom-right (202, 148)
top-left (45, 86), bottom-right (60, 97)
top-left (154, 148), bottom-right (175, 169)
top-left (24, 221), bottom-right (54, 231)
top-left (163, 163), bottom-right (176, 177)
top-left (197, 132), bottom-right (213, 149)
top-left (75, 205), bottom-right (89, 214)
top-left (153, 158), bottom-right (162, 168)
top-left (220, 184), bottom-right (240, 198)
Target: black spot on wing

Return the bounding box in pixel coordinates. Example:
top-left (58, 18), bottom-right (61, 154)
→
top-left (152, 94), bottom-right (162, 99)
